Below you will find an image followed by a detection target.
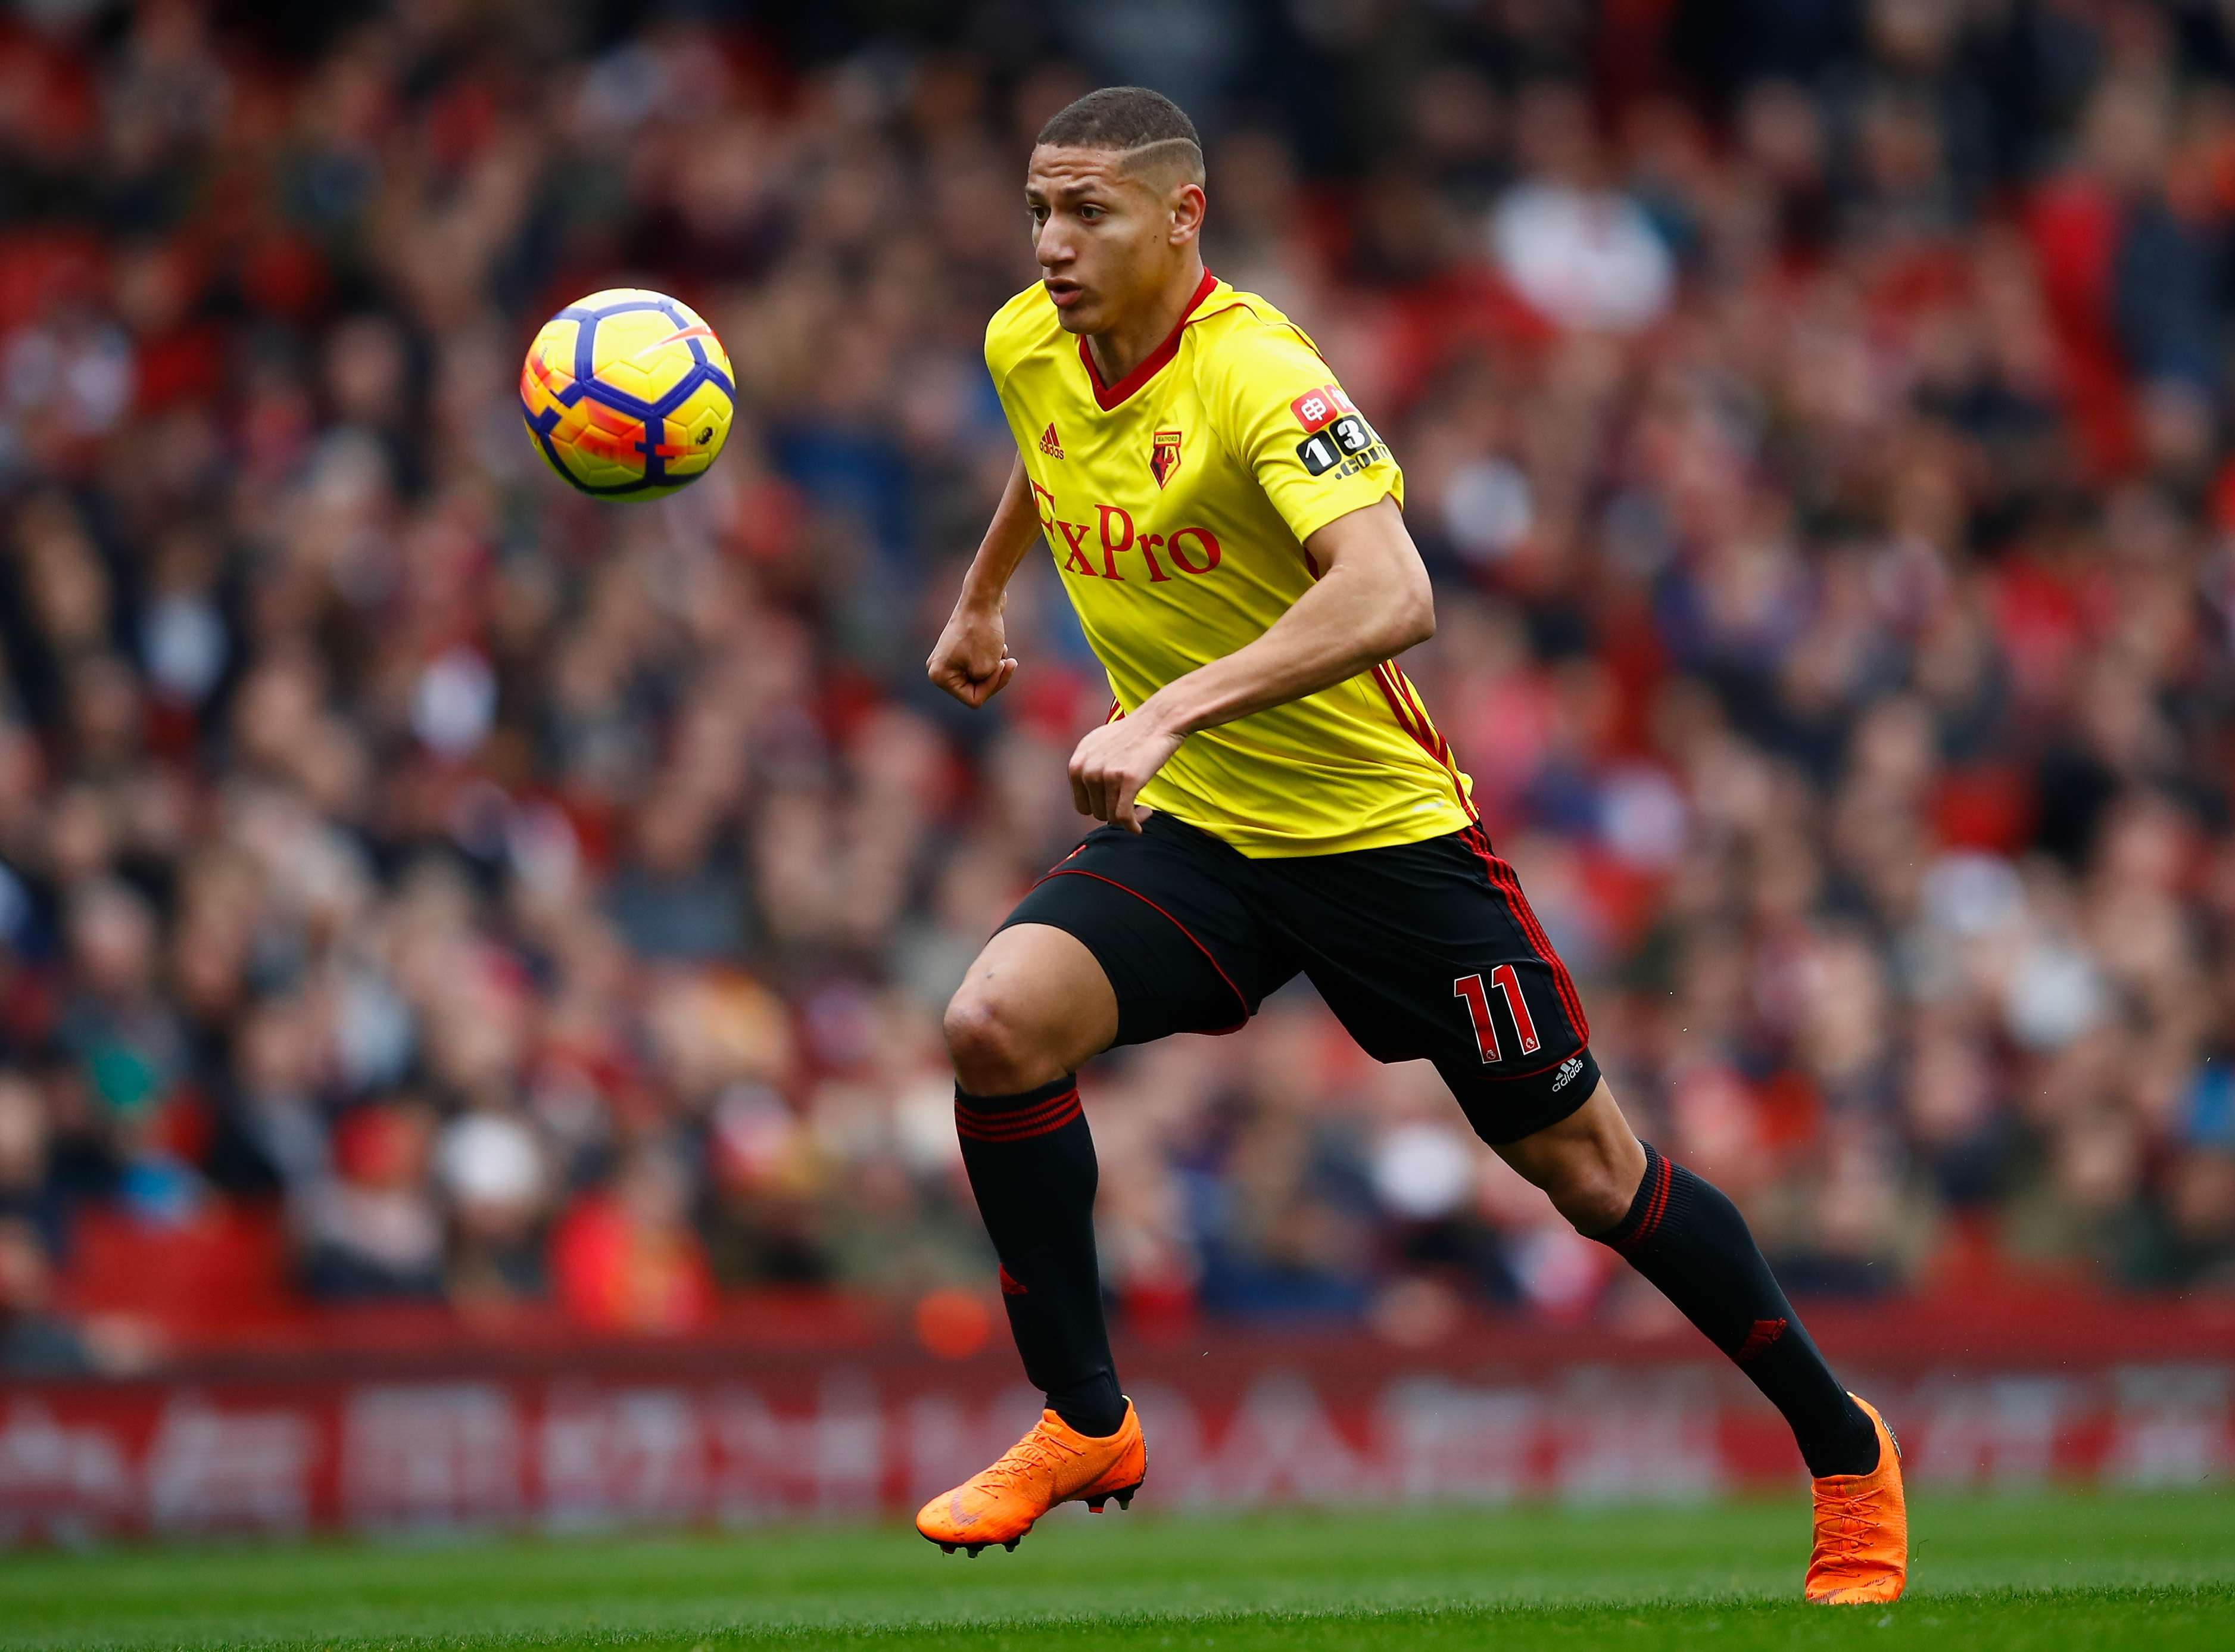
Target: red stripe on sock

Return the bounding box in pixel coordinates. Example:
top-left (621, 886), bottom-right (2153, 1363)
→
top-left (955, 1088), bottom-right (1079, 1130)
top-left (958, 1112), bottom-right (1080, 1143)
top-left (954, 1087), bottom-right (1083, 1142)
top-left (955, 1096), bottom-right (1081, 1140)
top-left (956, 1114), bottom-right (1078, 1143)
top-left (1614, 1152), bottom-right (1675, 1255)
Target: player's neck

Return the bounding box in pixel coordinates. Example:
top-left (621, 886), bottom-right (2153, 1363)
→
top-left (1084, 255), bottom-right (1207, 387)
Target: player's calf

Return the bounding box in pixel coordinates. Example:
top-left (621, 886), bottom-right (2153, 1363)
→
top-left (943, 924), bottom-right (1130, 1441)
top-left (1489, 1077), bottom-right (1644, 1233)
top-left (1586, 1137), bottom-right (1879, 1480)
top-left (1506, 1081), bottom-right (1894, 1600)
top-left (1500, 1087), bottom-right (1879, 1482)
top-left (953, 1071), bottom-right (1126, 1438)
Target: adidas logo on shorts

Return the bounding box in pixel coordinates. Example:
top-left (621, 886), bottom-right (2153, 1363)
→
top-left (1551, 1056), bottom-right (1585, 1091)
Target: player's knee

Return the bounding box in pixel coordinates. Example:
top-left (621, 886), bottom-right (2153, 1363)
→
top-left (943, 986), bottom-right (1049, 1095)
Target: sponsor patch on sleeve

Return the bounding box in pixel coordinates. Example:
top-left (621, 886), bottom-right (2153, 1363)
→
top-left (1295, 412), bottom-right (1384, 477)
top-left (1288, 383), bottom-right (1355, 433)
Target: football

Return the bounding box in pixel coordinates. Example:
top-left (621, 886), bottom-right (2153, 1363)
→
top-left (519, 288), bottom-right (735, 499)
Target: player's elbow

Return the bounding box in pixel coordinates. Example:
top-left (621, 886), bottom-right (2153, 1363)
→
top-left (1384, 578), bottom-right (1436, 653)
top-left (1405, 585), bottom-right (1438, 647)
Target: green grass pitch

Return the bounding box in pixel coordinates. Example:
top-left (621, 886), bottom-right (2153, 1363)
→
top-left (0, 1491), bottom-right (2227, 1651)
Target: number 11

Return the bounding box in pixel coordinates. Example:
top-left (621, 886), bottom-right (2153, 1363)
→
top-left (1454, 967), bottom-right (1542, 1064)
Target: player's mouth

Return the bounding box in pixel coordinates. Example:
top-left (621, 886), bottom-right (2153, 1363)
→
top-left (1045, 278), bottom-right (1086, 310)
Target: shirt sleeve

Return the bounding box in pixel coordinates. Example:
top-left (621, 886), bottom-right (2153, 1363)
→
top-left (982, 284), bottom-right (1048, 405)
top-left (1206, 313), bottom-right (1404, 547)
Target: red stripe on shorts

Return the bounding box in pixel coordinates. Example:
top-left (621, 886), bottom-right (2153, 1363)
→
top-left (1463, 826), bottom-right (1590, 1044)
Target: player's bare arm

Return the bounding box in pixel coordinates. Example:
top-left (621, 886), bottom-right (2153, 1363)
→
top-left (926, 454), bottom-right (1037, 707)
top-left (1067, 494), bottom-right (1432, 831)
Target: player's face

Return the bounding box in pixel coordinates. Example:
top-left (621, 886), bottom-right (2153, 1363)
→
top-left (1025, 146), bottom-right (1198, 335)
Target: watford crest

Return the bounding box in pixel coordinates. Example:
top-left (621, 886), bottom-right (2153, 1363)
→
top-left (1150, 428), bottom-right (1183, 488)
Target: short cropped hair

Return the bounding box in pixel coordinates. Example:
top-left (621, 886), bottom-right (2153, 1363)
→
top-left (1036, 86), bottom-right (1204, 182)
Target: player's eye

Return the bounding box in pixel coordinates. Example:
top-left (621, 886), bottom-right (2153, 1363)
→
top-left (1080, 204), bottom-right (1104, 220)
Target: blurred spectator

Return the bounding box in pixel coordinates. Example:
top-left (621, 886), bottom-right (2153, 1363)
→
top-left (1492, 80), bottom-right (1675, 333)
top-left (303, 1098), bottom-right (442, 1298)
top-left (551, 1142), bottom-right (713, 1335)
top-left (437, 1109), bottom-right (550, 1310)
top-left (0, 1214), bottom-right (84, 1373)
top-left (0, 1072), bottom-right (52, 1238)
top-left (0, 1070), bottom-right (82, 1369)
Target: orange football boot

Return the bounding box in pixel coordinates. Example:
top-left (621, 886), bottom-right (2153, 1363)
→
top-left (915, 1399), bottom-right (1146, 1556)
top-left (1805, 1394), bottom-right (1908, 1604)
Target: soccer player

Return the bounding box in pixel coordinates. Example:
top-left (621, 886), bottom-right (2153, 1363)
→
top-left (918, 86), bottom-right (1906, 1604)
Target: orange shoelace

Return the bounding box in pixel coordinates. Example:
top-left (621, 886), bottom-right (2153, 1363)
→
top-left (977, 1425), bottom-right (1087, 1494)
top-left (1813, 1418), bottom-right (1899, 1573)
top-left (1810, 1489), bottom-right (1878, 1565)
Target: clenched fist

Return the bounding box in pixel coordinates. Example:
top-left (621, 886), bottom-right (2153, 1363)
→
top-left (928, 599), bottom-right (1018, 708)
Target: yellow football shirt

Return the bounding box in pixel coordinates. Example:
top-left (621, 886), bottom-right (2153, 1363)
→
top-left (984, 271), bottom-right (1476, 856)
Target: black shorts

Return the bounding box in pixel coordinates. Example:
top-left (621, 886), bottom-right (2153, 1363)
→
top-left (999, 811), bottom-right (1600, 1144)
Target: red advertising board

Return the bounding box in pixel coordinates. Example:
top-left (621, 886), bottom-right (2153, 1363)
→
top-left (3, 1295), bottom-right (2229, 1542)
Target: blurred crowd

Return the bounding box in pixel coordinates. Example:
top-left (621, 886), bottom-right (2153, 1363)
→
top-left (4, 0), bottom-right (2235, 1369)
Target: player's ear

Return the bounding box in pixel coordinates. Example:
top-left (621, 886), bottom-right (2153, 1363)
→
top-left (1168, 181), bottom-right (1206, 247)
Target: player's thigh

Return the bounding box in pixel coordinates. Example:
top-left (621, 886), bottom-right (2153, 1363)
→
top-left (1263, 824), bottom-right (1598, 1144)
top-left (996, 813), bottom-right (1296, 1048)
top-left (946, 921), bottom-right (1118, 1086)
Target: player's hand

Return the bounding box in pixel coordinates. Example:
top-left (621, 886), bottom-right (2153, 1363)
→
top-left (1068, 713), bottom-right (1185, 833)
top-left (927, 600), bottom-right (1017, 708)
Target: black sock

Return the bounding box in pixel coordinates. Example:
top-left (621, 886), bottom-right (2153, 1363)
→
top-left (1595, 1143), bottom-right (1879, 1478)
top-left (955, 1076), bottom-right (1125, 1438)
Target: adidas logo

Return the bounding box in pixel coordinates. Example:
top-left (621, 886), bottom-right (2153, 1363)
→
top-left (1039, 422), bottom-right (1064, 459)
top-left (1735, 1317), bottom-right (1787, 1361)
top-left (1551, 1056), bottom-right (1585, 1091)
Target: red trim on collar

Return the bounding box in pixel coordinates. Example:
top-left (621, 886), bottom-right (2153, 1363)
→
top-left (1077, 268), bottom-right (1219, 411)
